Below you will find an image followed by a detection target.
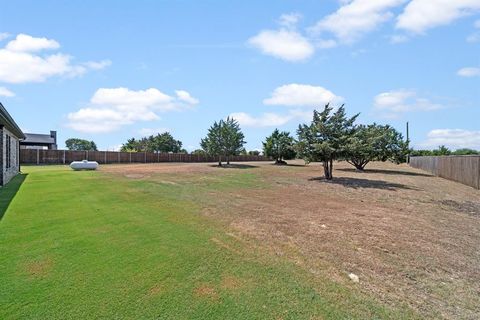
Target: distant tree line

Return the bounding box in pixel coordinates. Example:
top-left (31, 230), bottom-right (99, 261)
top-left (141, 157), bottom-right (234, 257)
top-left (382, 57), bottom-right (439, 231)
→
top-left (65, 138), bottom-right (98, 151)
top-left (410, 146), bottom-right (479, 156)
top-left (120, 132), bottom-right (186, 153)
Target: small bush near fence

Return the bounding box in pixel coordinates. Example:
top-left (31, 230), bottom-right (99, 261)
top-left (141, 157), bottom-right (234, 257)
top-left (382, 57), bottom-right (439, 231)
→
top-left (20, 149), bottom-right (270, 165)
top-left (409, 156), bottom-right (480, 189)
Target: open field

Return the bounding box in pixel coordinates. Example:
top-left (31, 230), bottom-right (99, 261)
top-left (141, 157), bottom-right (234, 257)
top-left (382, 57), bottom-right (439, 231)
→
top-left (1, 161), bottom-right (479, 319)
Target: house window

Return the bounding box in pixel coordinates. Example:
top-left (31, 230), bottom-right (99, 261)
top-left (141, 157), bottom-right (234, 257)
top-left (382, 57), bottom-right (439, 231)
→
top-left (5, 135), bottom-right (10, 169)
top-left (5, 135), bottom-right (12, 169)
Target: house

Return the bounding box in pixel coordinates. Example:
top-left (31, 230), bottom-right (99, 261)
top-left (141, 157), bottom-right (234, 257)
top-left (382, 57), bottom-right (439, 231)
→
top-left (0, 102), bottom-right (25, 186)
top-left (20, 131), bottom-right (57, 150)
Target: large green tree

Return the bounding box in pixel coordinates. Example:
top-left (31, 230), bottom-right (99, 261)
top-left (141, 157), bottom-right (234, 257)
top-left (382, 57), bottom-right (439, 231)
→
top-left (263, 129), bottom-right (296, 164)
top-left (65, 138), bottom-right (98, 151)
top-left (345, 124), bottom-right (409, 171)
top-left (296, 104), bottom-right (358, 180)
top-left (120, 132), bottom-right (182, 153)
top-left (200, 117), bottom-right (246, 166)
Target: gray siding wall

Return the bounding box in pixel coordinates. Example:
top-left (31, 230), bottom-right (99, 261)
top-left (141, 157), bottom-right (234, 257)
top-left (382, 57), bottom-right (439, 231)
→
top-left (1, 127), bottom-right (21, 186)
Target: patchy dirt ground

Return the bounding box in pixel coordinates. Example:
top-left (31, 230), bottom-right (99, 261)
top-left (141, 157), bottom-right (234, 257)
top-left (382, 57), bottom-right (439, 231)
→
top-left (102, 160), bottom-right (480, 319)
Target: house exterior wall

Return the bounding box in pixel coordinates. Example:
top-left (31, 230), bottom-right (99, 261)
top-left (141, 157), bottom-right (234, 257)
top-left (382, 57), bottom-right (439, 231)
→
top-left (0, 126), bottom-right (21, 186)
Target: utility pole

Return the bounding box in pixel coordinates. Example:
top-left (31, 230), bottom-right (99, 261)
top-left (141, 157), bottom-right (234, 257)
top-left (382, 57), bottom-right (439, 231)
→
top-left (406, 121), bottom-right (410, 145)
top-left (406, 121), bottom-right (410, 163)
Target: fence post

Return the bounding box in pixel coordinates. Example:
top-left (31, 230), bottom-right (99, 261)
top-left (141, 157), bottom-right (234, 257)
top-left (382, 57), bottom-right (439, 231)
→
top-left (118, 152), bottom-right (120, 163)
top-left (85, 151), bottom-right (88, 160)
top-left (37, 148), bottom-right (39, 165)
top-left (145, 152), bottom-right (147, 163)
top-left (157, 152), bottom-right (159, 163)
top-left (104, 151), bottom-right (107, 164)
top-left (129, 152), bottom-right (132, 163)
top-left (63, 150), bottom-right (66, 164)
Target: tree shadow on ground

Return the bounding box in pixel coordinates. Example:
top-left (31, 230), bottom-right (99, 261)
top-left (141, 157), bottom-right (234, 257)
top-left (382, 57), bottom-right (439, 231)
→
top-left (337, 168), bottom-right (432, 177)
top-left (269, 163), bottom-right (306, 167)
top-left (209, 164), bottom-right (259, 169)
top-left (308, 176), bottom-right (418, 191)
top-left (0, 173), bottom-right (27, 221)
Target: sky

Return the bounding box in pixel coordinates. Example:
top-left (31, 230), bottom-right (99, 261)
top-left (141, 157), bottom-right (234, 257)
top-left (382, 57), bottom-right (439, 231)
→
top-left (1, 0), bottom-right (479, 152)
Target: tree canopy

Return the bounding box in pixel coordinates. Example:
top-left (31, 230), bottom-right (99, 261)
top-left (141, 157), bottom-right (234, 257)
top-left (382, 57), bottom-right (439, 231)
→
top-left (345, 124), bottom-right (409, 171)
top-left (65, 138), bottom-right (98, 151)
top-left (263, 129), bottom-right (296, 164)
top-left (297, 104), bottom-right (358, 180)
top-left (200, 117), bottom-right (246, 166)
top-left (120, 132), bottom-right (183, 153)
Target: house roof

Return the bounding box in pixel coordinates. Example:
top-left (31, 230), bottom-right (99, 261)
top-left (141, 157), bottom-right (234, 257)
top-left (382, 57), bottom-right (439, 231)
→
top-left (0, 102), bottom-right (25, 139)
top-left (22, 133), bottom-right (56, 145)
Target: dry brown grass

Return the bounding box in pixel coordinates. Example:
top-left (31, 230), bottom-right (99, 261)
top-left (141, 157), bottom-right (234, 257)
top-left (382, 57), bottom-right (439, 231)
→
top-left (102, 160), bottom-right (480, 319)
top-left (194, 284), bottom-right (219, 301)
top-left (23, 256), bottom-right (53, 278)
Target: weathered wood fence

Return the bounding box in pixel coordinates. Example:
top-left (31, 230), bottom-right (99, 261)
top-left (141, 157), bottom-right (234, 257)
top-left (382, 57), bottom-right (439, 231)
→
top-left (409, 156), bottom-right (480, 189)
top-left (20, 149), bottom-right (270, 165)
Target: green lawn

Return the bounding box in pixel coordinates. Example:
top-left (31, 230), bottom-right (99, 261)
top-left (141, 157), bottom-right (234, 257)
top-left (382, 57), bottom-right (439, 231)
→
top-left (0, 166), bottom-right (412, 319)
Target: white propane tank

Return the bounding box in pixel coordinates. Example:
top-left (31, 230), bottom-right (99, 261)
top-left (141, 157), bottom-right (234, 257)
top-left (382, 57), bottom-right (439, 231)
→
top-left (70, 160), bottom-right (99, 170)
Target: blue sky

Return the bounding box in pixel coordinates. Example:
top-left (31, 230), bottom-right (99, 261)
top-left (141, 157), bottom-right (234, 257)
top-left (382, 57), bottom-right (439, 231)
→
top-left (1, 0), bottom-right (479, 151)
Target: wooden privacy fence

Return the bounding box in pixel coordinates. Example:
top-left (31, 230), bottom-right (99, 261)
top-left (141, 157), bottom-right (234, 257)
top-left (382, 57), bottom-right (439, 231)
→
top-left (20, 149), bottom-right (270, 165)
top-left (409, 156), bottom-right (480, 189)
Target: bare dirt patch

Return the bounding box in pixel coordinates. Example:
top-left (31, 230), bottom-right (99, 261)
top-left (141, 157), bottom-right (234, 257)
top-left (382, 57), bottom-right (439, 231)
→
top-left (194, 284), bottom-right (219, 300)
top-left (220, 275), bottom-right (243, 290)
top-left (23, 257), bottom-right (53, 278)
top-left (146, 284), bottom-right (164, 297)
top-left (101, 162), bottom-right (218, 175)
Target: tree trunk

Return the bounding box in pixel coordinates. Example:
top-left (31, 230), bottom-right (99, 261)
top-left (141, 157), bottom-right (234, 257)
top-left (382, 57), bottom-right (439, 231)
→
top-left (353, 159), bottom-right (369, 171)
top-left (218, 155), bottom-right (222, 166)
top-left (329, 159), bottom-right (333, 179)
top-left (226, 155), bottom-right (230, 165)
top-left (348, 158), bottom-right (369, 171)
top-left (323, 159), bottom-right (333, 180)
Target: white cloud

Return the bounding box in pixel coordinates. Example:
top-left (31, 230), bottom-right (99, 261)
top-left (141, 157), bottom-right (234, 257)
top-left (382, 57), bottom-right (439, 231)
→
top-left (175, 90), bottom-right (199, 105)
top-left (138, 127), bottom-right (170, 136)
top-left (467, 32), bottom-right (480, 42)
top-left (0, 33), bottom-right (109, 84)
top-left (390, 34), bottom-right (409, 43)
top-left (310, 0), bottom-right (406, 44)
top-left (67, 87), bottom-right (198, 133)
top-left (0, 33), bottom-right (10, 41)
top-left (229, 112), bottom-right (294, 128)
top-left (457, 67), bottom-right (480, 77)
top-left (278, 13), bottom-right (302, 28)
top-left (419, 129), bottom-right (480, 149)
top-left (229, 109), bottom-right (313, 128)
top-left (263, 83), bottom-right (342, 107)
top-left (467, 19), bottom-right (480, 42)
top-left (83, 59), bottom-right (112, 70)
top-left (6, 34), bottom-right (60, 52)
top-left (317, 39), bottom-right (338, 48)
top-left (374, 89), bottom-right (443, 117)
top-left (90, 87), bottom-right (172, 109)
top-left (396, 0), bottom-right (480, 34)
top-left (0, 86), bottom-right (15, 97)
top-left (248, 13), bottom-right (314, 62)
top-left (106, 144), bottom-right (123, 152)
top-left (248, 29), bottom-right (314, 62)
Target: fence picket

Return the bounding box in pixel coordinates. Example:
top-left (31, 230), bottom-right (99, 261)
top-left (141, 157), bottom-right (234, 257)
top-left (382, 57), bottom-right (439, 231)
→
top-left (410, 156), bottom-right (480, 190)
top-left (20, 149), bottom-right (270, 166)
